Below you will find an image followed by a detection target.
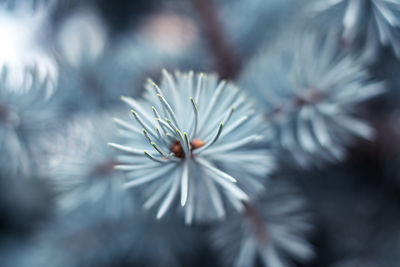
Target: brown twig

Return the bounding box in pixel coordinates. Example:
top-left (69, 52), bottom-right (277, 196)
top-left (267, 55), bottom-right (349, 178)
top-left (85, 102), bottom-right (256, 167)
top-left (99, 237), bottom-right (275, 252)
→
top-left (192, 0), bottom-right (242, 80)
top-left (243, 201), bottom-right (268, 244)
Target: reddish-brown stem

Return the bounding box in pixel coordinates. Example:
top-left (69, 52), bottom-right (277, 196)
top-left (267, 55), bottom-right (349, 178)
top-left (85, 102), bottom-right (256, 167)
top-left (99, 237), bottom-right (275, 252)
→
top-left (91, 159), bottom-right (119, 177)
top-left (243, 201), bottom-right (268, 244)
top-left (192, 0), bottom-right (242, 80)
top-left (0, 103), bottom-right (8, 121)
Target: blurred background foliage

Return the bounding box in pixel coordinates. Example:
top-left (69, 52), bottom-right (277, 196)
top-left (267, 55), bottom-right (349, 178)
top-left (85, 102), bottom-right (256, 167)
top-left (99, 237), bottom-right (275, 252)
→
top-left (0, 0), bottom-right (400, 266)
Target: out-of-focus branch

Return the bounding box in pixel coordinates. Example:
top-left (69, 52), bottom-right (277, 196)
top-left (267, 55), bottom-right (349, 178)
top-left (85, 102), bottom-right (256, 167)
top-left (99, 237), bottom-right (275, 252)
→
top-left (192, 0), bottom-right (241, 80)
top-left (243, 201), bottom-right (268, 244)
